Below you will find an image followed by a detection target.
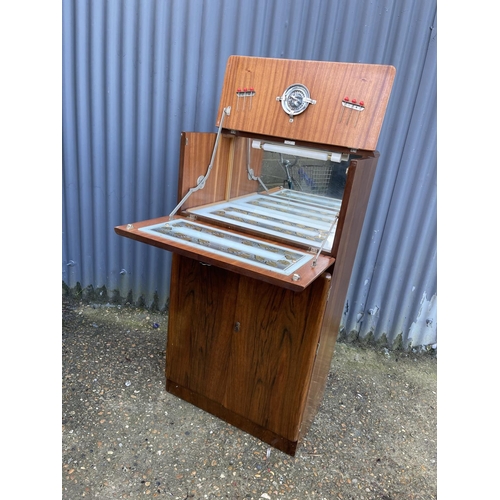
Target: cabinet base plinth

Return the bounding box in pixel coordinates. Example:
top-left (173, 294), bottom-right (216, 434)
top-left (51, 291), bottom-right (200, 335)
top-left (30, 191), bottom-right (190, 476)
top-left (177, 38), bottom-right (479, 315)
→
top-left (166, 379), bottom-right (299, 456)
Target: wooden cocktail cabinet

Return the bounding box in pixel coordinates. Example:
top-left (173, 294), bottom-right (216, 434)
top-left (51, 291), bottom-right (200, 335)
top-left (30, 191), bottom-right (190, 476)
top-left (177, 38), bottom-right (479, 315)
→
top-left (115, 56), bottom-right (395, 455)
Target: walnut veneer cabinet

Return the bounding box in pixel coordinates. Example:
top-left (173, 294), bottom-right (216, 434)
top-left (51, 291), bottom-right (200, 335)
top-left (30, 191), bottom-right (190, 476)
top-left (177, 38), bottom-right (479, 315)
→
top-left (116, 56), bottom-right (395, 455)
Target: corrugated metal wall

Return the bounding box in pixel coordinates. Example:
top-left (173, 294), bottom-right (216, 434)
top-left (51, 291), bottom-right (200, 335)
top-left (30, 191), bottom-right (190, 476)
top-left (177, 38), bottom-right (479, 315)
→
top-left (62, 0), bottom-right (437, 348)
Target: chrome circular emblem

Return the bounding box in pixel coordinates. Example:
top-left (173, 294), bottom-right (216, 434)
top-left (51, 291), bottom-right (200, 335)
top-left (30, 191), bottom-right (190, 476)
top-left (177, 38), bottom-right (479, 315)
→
top-left (277, 83), bottom-right (316, 119)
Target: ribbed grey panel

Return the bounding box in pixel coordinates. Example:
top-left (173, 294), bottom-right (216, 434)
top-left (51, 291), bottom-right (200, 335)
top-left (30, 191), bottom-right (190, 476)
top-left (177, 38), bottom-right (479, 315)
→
top-left (62, 0), bottom-right (437, 347)
top-left (341, 7), bottom-right (437, 348)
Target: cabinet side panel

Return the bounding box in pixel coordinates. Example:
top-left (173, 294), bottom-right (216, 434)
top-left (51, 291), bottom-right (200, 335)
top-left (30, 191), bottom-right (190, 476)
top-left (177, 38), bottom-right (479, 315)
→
top-left (299, 155), bottom-right (379, 440)
top-left (228, 135), bottom-right (263, 198)
top-left (177, 132), bottom-right (233, 211)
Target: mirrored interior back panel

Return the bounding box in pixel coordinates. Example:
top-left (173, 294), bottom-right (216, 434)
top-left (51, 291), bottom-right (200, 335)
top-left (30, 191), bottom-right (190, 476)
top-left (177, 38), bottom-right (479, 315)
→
top-left (187, 135), bottom-right (349, 254)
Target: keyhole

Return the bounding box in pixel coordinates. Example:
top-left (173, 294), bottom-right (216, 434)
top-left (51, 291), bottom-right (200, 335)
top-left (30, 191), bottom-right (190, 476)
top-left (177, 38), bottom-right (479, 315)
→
top-left (234, 322), bottom-right (241, 332)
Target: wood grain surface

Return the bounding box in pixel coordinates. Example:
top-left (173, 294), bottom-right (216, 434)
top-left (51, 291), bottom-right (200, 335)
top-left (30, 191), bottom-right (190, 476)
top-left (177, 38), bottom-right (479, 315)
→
top-left (114, 55), bottom-right (393, 455)
top-left (216, 56), bottom-right (395, 151)
top-left (166, 254), bottom-right (332, 453)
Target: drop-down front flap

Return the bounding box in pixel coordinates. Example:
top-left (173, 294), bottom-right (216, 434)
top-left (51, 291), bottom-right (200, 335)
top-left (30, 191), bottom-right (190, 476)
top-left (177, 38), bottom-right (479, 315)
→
top-left (115, 216), bottom-right (334, 292)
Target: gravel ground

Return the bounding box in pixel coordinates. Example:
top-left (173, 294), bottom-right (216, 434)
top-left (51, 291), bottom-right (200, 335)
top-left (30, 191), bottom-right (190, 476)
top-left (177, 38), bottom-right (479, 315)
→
top-left (62, 295), bottom-right (437, 499)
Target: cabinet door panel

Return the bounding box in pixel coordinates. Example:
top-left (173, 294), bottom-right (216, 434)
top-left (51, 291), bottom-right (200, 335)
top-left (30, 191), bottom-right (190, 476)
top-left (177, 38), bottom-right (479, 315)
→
top-left (225, 272), bottom-right (331, 441)
top-left (167, 254), bottom-right (331, 443)
top-left (166, 254), bottom-right (239, 404)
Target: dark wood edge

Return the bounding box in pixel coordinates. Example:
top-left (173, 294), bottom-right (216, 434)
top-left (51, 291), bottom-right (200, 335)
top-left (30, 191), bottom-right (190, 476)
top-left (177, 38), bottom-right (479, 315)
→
top-left (166, 379), bottom-right (298, 456)
top-left (177, 132), bottom-right (187, 202)
top-left (330, 161), bottom-right (357, 258)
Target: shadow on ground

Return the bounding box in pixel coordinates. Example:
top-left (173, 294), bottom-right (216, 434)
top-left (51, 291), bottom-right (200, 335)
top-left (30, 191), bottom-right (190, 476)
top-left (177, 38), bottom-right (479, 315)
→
top-left (62, 296), bottom-right (436, 499)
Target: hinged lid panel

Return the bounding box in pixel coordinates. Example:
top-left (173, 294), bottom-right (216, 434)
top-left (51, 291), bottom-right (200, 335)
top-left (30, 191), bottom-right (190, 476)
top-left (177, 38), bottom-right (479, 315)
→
top-left (216, 56), bottom-right (395, 151)
top-left (115, 216), bottom-right (334, 292)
